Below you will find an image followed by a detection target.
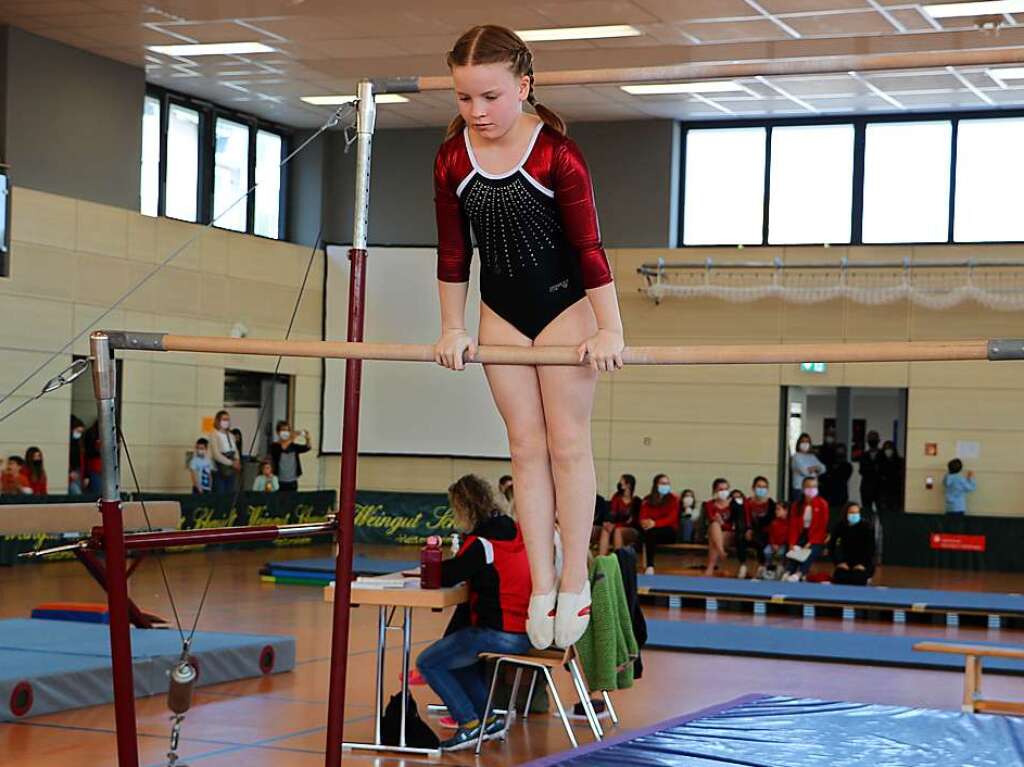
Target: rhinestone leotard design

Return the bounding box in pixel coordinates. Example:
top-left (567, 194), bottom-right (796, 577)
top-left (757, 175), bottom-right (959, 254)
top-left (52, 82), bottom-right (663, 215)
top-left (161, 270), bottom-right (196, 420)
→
top-left (434, 122), bottom-right (612, 340)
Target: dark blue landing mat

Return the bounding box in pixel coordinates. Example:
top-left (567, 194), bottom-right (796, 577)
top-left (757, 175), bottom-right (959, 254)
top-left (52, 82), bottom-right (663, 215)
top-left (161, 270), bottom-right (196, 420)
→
top-left (523, 695), bottom-right (1024, 767)
top-left (640, 574), bottom-right (1024, 615)
top-left (645, 619), bottom-right (1024, 675)
top-left (265, 555), bottom-right (417, 576)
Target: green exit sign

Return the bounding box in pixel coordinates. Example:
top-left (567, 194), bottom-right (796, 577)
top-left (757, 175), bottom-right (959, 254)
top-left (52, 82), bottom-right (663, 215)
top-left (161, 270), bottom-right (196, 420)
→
top-left (800, 362), bottom-right (827, 374)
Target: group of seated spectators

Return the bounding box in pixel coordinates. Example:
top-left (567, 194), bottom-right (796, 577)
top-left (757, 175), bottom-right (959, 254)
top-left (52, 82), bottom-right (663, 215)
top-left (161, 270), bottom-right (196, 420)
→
top-left (591, 471), bottom-right (877, 584)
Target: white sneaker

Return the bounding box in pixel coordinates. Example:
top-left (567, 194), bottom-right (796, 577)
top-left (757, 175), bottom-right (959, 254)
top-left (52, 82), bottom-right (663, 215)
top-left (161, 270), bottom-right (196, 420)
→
top-left (526, 584), bottom-right (557, 650)
top-left (644, 566), bottom-right (655, 575)
top-left (737, 565), bottom-right (748, 580)
top-left (554, 580), bottom-right (591, 649)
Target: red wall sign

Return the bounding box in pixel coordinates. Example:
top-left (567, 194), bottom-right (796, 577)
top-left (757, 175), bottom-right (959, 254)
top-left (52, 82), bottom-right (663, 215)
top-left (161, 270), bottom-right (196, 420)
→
top-left (930, 533), bottom-right (986, 552)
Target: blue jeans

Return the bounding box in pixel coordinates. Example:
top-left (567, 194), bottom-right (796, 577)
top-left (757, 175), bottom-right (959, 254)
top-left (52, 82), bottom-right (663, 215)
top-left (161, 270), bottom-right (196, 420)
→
top-left (416, 626), bottom-right (531, 726)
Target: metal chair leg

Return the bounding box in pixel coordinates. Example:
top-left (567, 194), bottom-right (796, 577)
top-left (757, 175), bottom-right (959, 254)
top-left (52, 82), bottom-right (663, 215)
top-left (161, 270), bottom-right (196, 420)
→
top-left (567, 658), bottom-right (602, 739)
top-left (523, 669), bottom-right (539, 720)
top-left (602, 690), bottom-right (619, 726)
top-left (543, 666), bottom-right (578, 748)
top-left (506, 667), bottom-right (523, 729)
top-left (476, 658), bottom-right (504, 755)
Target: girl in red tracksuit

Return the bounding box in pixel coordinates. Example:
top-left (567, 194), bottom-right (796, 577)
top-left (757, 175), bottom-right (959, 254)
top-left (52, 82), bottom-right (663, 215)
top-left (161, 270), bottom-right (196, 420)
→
top-left (784, 476), bottom-right (830, 581)
top-left (638, 473), bottom-right (680, 573)
top-left (416, 475), bottom-right (532, 751)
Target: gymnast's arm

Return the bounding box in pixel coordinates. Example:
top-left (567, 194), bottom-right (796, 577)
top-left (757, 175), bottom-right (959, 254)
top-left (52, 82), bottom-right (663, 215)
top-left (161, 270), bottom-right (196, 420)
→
top-left (434, 148), bottom-right (477, 370)
top-left (552, 139), bottom-right (624, 370)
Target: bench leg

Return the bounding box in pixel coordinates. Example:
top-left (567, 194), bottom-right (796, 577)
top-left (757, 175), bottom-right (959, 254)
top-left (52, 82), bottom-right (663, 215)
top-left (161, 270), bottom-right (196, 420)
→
top-left (602, 690), bottom-right (619, 726)
top-left (522, 669), bottom-right (539, 720)
top-left (567, 657), bottom-right (602, 740)
top-left (507, 668), bottom-right (523, 727)
top-left (543, 666), bottom-right (578, 748)
top-left (476, 659), bottom-right (505, 755)
top-left (963, 655), bottom-right (980, 713)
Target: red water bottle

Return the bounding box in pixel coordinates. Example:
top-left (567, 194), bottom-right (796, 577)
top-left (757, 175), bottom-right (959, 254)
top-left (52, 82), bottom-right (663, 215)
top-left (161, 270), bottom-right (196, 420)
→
top-left (421, 535), bottom-right (442, 589)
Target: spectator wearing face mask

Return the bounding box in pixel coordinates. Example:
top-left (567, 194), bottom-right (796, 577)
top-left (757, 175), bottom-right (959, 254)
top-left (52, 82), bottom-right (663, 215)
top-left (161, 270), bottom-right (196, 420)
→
top-left (21, 447), bottom-right (48, 496)
top-left (878, 440), bottom-right (904, 513)
top-left (790, 433), bottom-right (825, 504)
top-left (638, 474), bottom-right (680, 575)
top-left (68, 416), bottom-right (86, 495)
top-left (679, 488), bottom-right (698, 543)
top-left (210, 410), bottom-right (240, 494)
top-left (703, 478), bottom-right (739, 577)
top-left (270, 421), bottom-right (312, 492)
top-left (188, 438), bottom-right (214, 494)
top-left (741, 476), bottom-right (776, 580)
top-left (944, 459), bottom-right (976, 515)
top-left (783, 476), bottom-right (829, 582)
top-left (821, 442), bottom-right (852, 509)
top-left (830, 502), bottom-right (875, 585)
top-left (856, 430), bottom-right (884, 516)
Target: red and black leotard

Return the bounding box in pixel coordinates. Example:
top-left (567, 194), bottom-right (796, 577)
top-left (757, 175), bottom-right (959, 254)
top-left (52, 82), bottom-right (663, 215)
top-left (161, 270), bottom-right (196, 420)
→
top-left (434, 122), bottom-right (613, 339)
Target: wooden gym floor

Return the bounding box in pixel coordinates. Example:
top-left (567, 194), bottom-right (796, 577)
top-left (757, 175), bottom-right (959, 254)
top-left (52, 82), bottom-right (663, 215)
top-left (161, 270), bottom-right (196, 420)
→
top-left (1, 543), bottom-right (1022, 766)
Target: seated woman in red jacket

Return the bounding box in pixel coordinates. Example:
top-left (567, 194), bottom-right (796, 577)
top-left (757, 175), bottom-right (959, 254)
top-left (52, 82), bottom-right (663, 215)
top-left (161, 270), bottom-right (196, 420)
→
top-left (416, 475), bottom-right (532, 751)
top-left (703, 478), bottom-right (742, 577)
top-left (783, 476), bottom-right (830, 582)
top-left (638, 473), bottom-right (680, 575)
top-left (599, 473), bottom-right (641, 556)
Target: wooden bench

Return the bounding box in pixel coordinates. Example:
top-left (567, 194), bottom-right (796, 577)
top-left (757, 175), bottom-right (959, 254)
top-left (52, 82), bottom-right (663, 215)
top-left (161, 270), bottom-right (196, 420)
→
top-left (913, 641), bottom-right (1024, 715)
top-left (639, 542), bottom-right (709, 570)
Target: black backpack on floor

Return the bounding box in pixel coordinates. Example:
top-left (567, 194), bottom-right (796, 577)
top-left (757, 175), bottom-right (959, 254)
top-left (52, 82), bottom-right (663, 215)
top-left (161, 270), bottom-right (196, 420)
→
top-left (380, 691), bottom-right (440, 748)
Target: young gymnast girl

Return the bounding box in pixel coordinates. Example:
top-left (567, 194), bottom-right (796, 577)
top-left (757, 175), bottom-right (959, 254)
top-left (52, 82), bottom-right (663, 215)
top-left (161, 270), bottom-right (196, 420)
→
top-left (432, 25), bottom-right (624, 649)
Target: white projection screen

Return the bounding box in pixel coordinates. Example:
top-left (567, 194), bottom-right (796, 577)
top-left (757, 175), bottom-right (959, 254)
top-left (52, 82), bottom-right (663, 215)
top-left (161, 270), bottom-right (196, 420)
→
top-left (322, 245), bottom-right (510, 457)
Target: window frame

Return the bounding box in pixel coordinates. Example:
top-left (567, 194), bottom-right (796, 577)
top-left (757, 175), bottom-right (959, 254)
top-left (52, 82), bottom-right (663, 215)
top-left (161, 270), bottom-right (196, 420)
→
top-left (676, 106), bottom-right (1024, 248)
top-left (145, 84), bottom-right (290, 240)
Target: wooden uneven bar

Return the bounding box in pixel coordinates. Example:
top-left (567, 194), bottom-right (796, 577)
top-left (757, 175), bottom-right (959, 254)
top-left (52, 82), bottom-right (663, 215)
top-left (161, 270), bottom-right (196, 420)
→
top-left (159, 334), bottom-right (989, 365)
top-left (412, 47), bottom-right (1024, 92)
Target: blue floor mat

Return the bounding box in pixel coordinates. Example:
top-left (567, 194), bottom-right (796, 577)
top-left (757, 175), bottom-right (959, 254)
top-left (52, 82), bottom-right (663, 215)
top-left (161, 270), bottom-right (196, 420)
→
top-left (646, 618), bottom-right (1024, 674)
top-left (640, 574), bottom-right (1024, 615)
top-left (523, 694), bottom-right (1024, 767)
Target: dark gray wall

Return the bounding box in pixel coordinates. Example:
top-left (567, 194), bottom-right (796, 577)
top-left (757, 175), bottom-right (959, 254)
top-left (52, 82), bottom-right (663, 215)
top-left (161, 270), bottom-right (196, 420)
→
top-left (285, 129), bottom-right (326, 246)
top-left (3, 27), bottom-right (145, 210)
top-left (320, 119), bottom-right (679, 248)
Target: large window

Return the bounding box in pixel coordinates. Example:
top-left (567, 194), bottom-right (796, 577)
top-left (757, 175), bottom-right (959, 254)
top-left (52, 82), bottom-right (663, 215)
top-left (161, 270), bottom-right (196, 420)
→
top-left (165, 104), bottom-right (200, 222)
top-left (254, 130), bottom-right (283, 239)
top-left (680, 109), bottom-right (1024, 246)
top-left (213, 118), bottom-right (250, 232)
top-left (141, 87), bottom-right (287, 238)
top-left (863, 121), bottom-right (951, 244)
top-left (140, 96), bottom-right (161, 217)
top-left (954, 117), bottom-right (1024, 243)
top-left (768, 124), bottom-right (854, 245)
top-left (683, 127), bottom-right (765, 246)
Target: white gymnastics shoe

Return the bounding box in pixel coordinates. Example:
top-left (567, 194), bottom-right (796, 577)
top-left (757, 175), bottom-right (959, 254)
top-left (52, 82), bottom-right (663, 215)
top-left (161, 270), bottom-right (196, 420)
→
top-left (526, 584), bottom-right (558, 650)
top-left (554, 580), bottom-right (591, 649)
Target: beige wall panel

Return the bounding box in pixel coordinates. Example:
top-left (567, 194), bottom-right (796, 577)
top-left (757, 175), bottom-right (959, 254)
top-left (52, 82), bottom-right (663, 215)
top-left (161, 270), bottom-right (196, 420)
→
top-left (450, 458), bottom-right (513, 485)
top-left (781, 300), bottom-right (846, 340)
top-left (780, 362), bottom-right (846, 387)
top-left (0, 296), bottom-right (72, 350)
top-left (149, 404), bottom-right (203, 447)
top-left (1, 243), bottom-right (77, 301)
top-left (76, 201), bottom-right (129, 258)
top-left (609, 421), bottom-right (776, 464)
top-left (904, 429), bottom-right (1023, 473)
top-left (611, 382), bottom-right (778, 425)
top-left (150, 361), bottom-right (198, 405)
top-left (841, 362), bottom-right (909, 387)
top-left (844, 299), bottom-right (911, 340)
top-left (909, 360), bottom-right (1024, 389)
top-left (127, 213), bottom-right (158, 263)
top-left (11, 189), bottom-right (77, 250)
top-left (909, 388), bottom-right (1024, 431)
top-left (905, 468), bottom-right (1013, 516)
top-left (198, 228), bottom-right (230, 275)
top-left (155, 217), bottom-right (201, 271)
top-left (910, 304), bottom-right (1024, 340)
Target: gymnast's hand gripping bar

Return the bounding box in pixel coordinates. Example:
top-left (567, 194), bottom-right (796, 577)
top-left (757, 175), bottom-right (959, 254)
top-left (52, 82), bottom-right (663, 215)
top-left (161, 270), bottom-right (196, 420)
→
top-left (100, 331), bottom-right (1024, 364)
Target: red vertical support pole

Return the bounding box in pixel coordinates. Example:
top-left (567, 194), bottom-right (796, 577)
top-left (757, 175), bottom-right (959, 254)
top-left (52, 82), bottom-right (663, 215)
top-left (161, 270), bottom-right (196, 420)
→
top-left (91, 331), bottom-right (139, 767)
top-left (325, 79), bottom-right (376, 766)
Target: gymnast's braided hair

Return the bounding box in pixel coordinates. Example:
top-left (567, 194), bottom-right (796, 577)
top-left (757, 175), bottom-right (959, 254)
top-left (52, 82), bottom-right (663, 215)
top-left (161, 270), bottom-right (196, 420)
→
top-left (444, 24), bottom-right (566, 141)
